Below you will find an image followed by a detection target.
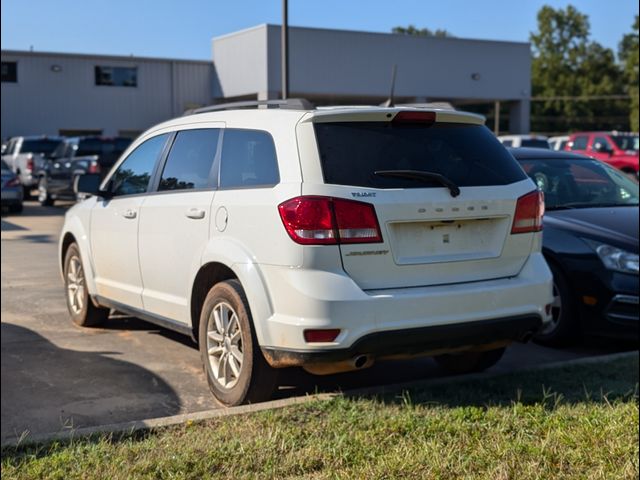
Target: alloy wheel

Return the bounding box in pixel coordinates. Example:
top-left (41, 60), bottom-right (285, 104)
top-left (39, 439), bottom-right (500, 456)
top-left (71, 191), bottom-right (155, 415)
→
top-left (66, 255), bottom-right (85, 315)
top-left (206, 302), bottom-right (244, 389)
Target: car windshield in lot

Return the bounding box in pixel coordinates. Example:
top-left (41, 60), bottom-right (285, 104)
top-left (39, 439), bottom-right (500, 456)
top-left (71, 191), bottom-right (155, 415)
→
top-left (21, 139), bottom-right (61, 156)
top-left (519, 139), bottom-right (550, 149)
top-left (610, 135), bottom-right (639, 152)
top-left (76, 138), bottom-right (131, 156)
top-left (519, 157), bottom-right (639, 210)
top-left (314, 122), bottom-right (527, 188)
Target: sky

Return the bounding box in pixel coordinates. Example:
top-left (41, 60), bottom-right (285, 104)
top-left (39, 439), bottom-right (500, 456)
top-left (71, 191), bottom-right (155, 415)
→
top-left (1, 0), bottom-right (638, 60)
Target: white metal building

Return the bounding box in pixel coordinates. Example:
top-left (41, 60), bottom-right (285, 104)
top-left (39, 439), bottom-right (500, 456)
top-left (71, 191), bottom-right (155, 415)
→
top-left (1, 24), bottom-right (532, 140)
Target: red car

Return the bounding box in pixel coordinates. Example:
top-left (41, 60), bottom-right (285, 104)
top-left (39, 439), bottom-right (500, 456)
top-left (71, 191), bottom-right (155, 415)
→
top-left (564, 132), bottom-right (639, 177)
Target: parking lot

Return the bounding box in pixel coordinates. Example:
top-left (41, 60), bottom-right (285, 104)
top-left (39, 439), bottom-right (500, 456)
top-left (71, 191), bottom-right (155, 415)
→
top-left (0, 201), bottom-right (633, 444)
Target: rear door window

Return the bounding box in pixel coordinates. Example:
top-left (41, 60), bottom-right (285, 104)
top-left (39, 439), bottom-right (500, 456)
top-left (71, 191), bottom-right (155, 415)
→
top-left (314, 122), bottom-right (526, 188)
top-left (570, 135), bottom-right (589, 151)
top-left (219, 129), bottom-right (279, 189)
top-left (159, 129), bottom-right (220, 191)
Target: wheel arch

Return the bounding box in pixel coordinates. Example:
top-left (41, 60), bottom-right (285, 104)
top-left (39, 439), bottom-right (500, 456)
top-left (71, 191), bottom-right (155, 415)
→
top-left (190, 239), bottom-right (274, 346)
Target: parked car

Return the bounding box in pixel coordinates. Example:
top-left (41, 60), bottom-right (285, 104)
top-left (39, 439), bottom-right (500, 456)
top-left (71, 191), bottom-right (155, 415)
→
top-left (511, 147), bottom-right (639, 345)
top-left (1, 159), bottom-right (24, 213)
top-left (61, 101), bottom-right (553, 406)
top-left (36, 136), bottom-right (132, 206)
top-left (548, 135), bottom-right (569, 151)
top-left (498, 134), bottom-right (550, 149)
top-left (1, 136), bottom-right (64, 197)
top-left (564, 131), bottom-right (639, 177)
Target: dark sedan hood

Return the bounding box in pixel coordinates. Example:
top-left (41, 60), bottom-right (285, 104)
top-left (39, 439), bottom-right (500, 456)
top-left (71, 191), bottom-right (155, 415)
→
top-left (545, 206), bottom-right (639, 251)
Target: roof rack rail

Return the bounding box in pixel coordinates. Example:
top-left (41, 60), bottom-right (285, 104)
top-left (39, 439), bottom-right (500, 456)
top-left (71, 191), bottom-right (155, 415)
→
top-left (184, 98), bottom-right (314, 116)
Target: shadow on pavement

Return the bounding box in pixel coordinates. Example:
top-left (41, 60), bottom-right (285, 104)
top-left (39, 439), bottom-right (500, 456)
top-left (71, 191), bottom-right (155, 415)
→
top-left (1, 323), bottom-right (182, 443)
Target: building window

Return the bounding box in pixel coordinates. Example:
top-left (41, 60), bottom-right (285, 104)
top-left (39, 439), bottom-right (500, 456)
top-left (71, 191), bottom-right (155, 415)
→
top-left (95, 66), bottom-right (137, 87)
top-left (1, 62), bottom-right (17, 83)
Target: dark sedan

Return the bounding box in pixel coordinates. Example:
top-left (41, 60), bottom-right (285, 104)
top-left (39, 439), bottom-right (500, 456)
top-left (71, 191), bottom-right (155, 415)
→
top-left (510, 148), bottom-right (639, 345)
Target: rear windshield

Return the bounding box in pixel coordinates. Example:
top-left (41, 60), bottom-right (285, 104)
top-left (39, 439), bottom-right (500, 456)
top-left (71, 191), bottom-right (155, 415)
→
top-left (314, 122), bottom-right (527, 188)
top-left (21, 139), bottom-right (61, 155)
top-left (520, 139), bottom-right (550, 149)
top-left (77, 138), bottom-right (131, 156)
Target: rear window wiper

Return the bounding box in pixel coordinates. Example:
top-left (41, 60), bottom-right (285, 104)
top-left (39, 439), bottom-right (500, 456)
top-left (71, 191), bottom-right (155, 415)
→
top-left (374, 170), bottom-right (461, 197)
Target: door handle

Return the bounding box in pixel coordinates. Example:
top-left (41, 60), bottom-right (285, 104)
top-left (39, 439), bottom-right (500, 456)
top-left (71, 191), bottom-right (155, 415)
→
top-left (123, 209), bottom-right (137, 219)
top-left (185, 208), bottom-right (206, 220)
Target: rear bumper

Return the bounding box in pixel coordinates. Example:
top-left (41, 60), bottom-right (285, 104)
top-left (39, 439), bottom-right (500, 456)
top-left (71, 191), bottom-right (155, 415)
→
top-left (256, 253), bottom-right (553, 357)
top-left (262, 314), bottom-right (542, 369)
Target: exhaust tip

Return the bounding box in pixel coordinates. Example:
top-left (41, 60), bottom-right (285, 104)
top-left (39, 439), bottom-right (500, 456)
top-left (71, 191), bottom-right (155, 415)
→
top-left (354, 355), bottom-right (369, 369)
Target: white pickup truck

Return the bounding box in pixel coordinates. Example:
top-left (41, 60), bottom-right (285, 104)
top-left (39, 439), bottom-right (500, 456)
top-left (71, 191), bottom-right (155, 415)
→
top-left (1, 136), bottom-right (63, 197)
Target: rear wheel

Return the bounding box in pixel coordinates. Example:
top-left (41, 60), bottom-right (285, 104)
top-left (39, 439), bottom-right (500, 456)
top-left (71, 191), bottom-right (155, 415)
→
top-left (534, 262), bottom-right (577, 346)
top-left (22, 185), bottom-right (32, 200)
top-left (38, 177), bottom-right (54, 207)
top-left (199, 279), bottom-right (278, 406)
top-left (434, 347), bottom-right (506, 375)
top-left (64, 243), bottom-right (109, 327)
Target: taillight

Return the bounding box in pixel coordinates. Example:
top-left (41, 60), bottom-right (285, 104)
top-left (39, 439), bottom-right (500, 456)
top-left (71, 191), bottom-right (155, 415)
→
top-left (278, 196), bottom-right (383, 245)
top-left (26, 154), bottom-right (34, 172)
top-left (88, 161), bottom-right (101, 174)
top-left (511, 190), bottom-right (544, 234)
top-left (392, 111), bottom-right (436, 125)
top-left (4, 176), bottom-right (20, 188)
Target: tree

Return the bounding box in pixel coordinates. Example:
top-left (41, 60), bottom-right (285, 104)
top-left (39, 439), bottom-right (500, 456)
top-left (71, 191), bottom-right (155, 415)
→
top-left (619, 16), bottom-right (639, 131)
top-left (530, 5), bottom-right (627, 133)
top-left (392, 25), bottom-right (452, 38)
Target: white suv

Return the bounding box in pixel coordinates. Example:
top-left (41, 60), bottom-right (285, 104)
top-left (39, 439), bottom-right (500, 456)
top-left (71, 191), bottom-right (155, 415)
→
top-left (60, 101), bottom-right (553, 406)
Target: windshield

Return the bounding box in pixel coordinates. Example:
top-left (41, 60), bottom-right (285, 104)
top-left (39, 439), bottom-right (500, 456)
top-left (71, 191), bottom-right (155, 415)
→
top-left (610, 135), bottom-right (639, 152)
top-left (520, 139), bottom-right (550, 149)
top-left (314, 122), bottom-right (526, 188)
top-left (21, 139), bottom-right (61, 155)
top-left (519, 158), bottom-right (639, 210)
top-left (1, 159), bottom-right (11, 172)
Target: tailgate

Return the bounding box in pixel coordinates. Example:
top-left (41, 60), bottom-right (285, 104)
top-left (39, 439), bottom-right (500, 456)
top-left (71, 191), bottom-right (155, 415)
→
top-left (334, 182), bottom-right (535, 289)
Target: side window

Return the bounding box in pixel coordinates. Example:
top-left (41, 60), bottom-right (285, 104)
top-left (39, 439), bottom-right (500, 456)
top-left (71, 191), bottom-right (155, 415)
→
top-left (592, 136), bottom-right (612, 151)
top-left (159, 129), bottom-right (220, 191)
top-left (110, 134), bottom-right (168, 197)
top-left (570, 136), bottom-right (588, 150)
top-left (501, 139), bottom-right (513, 147)
top-left (219, 129), bottom-right (279, 189)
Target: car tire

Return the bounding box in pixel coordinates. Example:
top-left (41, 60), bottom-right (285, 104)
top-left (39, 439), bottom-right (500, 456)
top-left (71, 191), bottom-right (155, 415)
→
top-left (64, 243), bottom-right (109, 327)
top-left (22, 185), bottom-right (32, 200)
top-left (8, 203), bottom-right (23, 214)
top-left (199, 279), bottom-right (278, 406)
top-left (434, 347), bottom-right (506, 375)
top-left (38, 177), bottom-right (54, 207)
top-left (534, 261), bottom-right (577, 347)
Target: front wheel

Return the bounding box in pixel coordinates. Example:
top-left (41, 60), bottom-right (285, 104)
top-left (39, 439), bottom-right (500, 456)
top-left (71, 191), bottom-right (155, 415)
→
top-left (64, 243), bottom-right (109, 327)
top-left (199, 279), bottom-right (278, 406)
top-left (434, 347), bottom-right (506, 375)
top-left (38, 177), bottom-right (54, 207)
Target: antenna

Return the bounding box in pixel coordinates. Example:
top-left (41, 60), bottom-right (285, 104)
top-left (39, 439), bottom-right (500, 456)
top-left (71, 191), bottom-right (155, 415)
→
top-left (381, 64), bottom-right (397, 108)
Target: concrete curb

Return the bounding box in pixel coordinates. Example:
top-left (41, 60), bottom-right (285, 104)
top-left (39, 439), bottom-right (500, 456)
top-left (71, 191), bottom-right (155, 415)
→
top-left (2, 350), bottom-right (637, 448)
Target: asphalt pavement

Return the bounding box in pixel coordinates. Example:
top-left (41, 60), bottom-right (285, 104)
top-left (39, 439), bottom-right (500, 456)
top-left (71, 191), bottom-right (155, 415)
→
top-left (1, 201), bottom-right (635, 444)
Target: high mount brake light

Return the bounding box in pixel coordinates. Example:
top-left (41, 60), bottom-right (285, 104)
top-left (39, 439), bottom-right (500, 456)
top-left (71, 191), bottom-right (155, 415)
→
top-left (511, 190), bottom-right (544, 234)
top-left (392, 111), bottom-right (436, 125)
top-left (278, 196), bottom-right (383, 245)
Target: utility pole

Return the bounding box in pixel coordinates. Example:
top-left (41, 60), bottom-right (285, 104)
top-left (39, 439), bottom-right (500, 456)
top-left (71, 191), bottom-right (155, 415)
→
top-left (281, 0), bottom-right (289, 99)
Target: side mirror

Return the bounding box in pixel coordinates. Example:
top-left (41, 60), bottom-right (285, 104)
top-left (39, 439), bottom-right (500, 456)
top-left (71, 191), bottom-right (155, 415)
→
top-left (74, 174), bottom-right (112, 199)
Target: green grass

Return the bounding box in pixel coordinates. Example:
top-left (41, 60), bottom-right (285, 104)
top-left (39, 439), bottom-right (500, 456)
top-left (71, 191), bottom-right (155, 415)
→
top-left (2, 355), bottom-right (638, 480)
